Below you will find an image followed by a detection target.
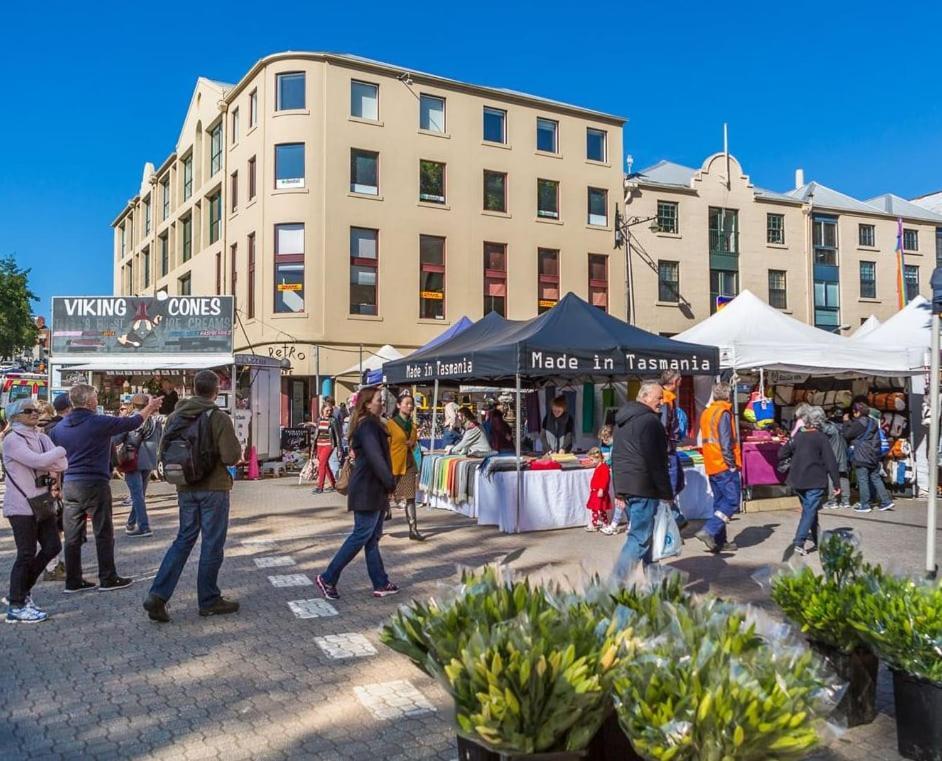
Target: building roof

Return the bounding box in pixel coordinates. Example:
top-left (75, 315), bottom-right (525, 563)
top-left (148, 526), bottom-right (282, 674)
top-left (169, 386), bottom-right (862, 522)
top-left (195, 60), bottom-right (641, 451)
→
top-left (631, 160), bottom-right (696, 188)
top-left (912, 190), bottom-right (942, 214)
top-left (866, 193), bottom-right (942, 223)
top-left (785, 181), bottom-right (879, 215)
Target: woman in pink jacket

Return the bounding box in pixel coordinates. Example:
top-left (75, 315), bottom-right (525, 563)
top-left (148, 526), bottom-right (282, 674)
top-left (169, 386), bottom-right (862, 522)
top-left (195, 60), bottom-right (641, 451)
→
top-left (2, 398), bottom-right (68, 623)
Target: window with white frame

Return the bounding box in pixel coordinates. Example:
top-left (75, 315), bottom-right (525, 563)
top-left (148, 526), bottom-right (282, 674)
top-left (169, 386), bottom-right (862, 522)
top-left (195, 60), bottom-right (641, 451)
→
top-left (161, 177), bottom-right (170, 220)
top-left (903, 228), bottom-right (919, 252)
top-left (276, 72), bottom-right (305, 110)
top-left (350, 227), bottom-right (379, 316)
top-left (586, 128), bottom-right (606, 162)
top-left (275, 143), bottom-right (305, 189)
top-left (419, 94), bottom-right (445, 133)
top-left (658, 261), bottom-right (680, 303)
top-left (274, 223), bottom-right (305, 313)
top-left (656, 201), bottom-right (678, 234)
top-left (350, 149), bottom-right (379, 195)
top-left (209, 124), bottom-right (222, 176)
top-left (249, 89), bottom-right (258, 126)
top-left (231, 107), bottom-right (239, 143)
top-left (419, 160), bottom-right (445, 204)
top-left (350, 80), bottom-right (379, 120)
top-left (768, 269), bottom-right (787, 309)
top-left (536, 118), bottom-right (558, 153)
top-left (483, 107), bottom-right (506, 143)
top-left (537, 179), bottom-right (559, 219)
top-left (767, 213), bottom-right (785, 245)
top-left (859, 223), bottom-right (875, 247)
top-left (587, 187), bottom-right (608, 226)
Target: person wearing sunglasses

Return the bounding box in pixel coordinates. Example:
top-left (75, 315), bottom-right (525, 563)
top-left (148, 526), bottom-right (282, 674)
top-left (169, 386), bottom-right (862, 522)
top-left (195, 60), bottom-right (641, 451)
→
top-left (1, 398), bottom-right (68, 623)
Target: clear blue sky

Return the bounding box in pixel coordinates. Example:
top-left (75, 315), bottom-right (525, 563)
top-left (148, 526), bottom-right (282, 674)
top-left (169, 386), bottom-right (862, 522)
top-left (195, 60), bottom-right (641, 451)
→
top-left (3, 1), bottom-right (941, 318)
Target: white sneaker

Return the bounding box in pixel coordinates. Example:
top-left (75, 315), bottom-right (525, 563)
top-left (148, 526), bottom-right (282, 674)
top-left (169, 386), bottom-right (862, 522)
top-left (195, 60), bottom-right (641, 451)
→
top-left (6, 605), bottom-right (48, 623)
top-left (600, 524), bottom-right (617, 535)
top-left (585, 524), bottom-right (596, 532)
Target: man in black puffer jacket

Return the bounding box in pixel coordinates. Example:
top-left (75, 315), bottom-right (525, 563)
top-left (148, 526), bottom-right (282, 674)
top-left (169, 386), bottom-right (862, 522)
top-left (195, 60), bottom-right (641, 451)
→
top-left (612, 381), bottom-right (673, 576)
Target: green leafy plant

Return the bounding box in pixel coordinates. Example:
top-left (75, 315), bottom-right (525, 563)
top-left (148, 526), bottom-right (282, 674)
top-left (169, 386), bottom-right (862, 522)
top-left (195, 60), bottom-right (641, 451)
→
top-left (849, 570), bottom-right (942, 684)
top-left (770, 532), bottom-right (871, 653)
top-left (613, 599), bottom-right (836, 761)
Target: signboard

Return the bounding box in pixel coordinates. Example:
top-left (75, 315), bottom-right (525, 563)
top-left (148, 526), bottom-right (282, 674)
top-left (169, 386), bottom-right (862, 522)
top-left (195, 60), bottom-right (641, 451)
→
top-left (277, 283), bottom-right (303, 292)
top-left (420, 290), bottom-right (443, 300)
top-left (538, 300), bottom-right (558, 309)
top-left (280, 426), bottom-right (311, 452)
top-left (51, 296), bottom-right (233, 355)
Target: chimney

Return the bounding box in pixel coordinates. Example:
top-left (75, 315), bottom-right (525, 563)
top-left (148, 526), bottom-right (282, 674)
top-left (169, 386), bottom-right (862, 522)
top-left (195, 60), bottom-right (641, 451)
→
top-left (795, 168), bottom-right (805, 189)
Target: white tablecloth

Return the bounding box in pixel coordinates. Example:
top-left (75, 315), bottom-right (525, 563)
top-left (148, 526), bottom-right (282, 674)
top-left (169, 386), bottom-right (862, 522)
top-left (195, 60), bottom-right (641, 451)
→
top-left (676, 463), bottom-right (713, 520)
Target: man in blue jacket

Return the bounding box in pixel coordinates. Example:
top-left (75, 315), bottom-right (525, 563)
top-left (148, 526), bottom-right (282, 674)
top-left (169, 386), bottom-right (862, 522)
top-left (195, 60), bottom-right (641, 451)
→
top-left (49, 384), bottom-right (162, 592)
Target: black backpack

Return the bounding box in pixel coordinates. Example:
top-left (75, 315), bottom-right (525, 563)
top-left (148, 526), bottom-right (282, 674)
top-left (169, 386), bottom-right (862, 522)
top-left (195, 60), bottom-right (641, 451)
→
top-left (160, 409), bottom-right (217, 485)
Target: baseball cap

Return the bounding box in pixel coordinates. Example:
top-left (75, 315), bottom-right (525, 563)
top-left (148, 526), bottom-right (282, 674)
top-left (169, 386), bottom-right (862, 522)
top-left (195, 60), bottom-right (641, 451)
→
top-left (53, 394), bottom-right (72, 413)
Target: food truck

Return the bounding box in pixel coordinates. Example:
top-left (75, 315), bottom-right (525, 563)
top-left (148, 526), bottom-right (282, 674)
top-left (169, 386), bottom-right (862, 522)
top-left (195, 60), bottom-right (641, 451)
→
top-left (48, 294), bottom-right (286, 460)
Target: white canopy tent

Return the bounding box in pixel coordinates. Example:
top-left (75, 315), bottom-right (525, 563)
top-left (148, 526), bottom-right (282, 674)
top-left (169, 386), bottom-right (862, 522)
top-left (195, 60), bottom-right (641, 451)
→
top-left (674, 290), bottom-right (918, 376)
top-left (334, 344), bottom-right (404, 377)
top-left (852, 315), bottom-right (882, 339)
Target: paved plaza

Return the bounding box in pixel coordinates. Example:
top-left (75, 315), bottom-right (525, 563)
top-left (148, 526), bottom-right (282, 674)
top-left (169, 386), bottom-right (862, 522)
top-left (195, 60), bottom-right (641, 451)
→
top-left (0, 476), bottom-right (935, 760)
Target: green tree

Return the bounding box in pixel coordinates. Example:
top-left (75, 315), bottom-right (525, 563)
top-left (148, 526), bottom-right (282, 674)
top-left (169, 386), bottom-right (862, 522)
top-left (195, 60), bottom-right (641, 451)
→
top-left (0, 255), bottom-right (38, 361)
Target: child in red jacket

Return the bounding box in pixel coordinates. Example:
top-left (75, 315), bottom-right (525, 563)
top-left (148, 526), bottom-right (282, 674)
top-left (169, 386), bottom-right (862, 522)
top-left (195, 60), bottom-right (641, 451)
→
top-left (585, 447), bottom-right (612, 531)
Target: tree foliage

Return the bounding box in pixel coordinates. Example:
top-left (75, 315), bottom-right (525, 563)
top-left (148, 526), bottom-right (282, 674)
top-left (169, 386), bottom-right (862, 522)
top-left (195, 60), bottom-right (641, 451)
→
top-left (0, 255), bottom-right (39, 360)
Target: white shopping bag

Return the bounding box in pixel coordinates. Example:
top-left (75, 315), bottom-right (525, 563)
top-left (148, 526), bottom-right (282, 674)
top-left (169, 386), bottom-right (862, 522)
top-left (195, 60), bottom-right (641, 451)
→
top-left (652, 500), bottom-right (682, 561)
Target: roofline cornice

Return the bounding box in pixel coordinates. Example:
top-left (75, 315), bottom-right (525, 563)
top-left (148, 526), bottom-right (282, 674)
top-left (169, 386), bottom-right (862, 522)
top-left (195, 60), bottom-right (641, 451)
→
top-left (110, 196), bottom-right (140, 228)
top-left (222, 51), bottom-right (626, 125)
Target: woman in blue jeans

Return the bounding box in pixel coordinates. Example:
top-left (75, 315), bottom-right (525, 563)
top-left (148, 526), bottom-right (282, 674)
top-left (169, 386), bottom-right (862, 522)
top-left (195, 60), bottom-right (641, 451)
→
top-left (317, 387), bottom-right (399, 600)
top-left (778, 406), bottom-right (840, 559)
top-left (120, 394), bottom-right (162, 537)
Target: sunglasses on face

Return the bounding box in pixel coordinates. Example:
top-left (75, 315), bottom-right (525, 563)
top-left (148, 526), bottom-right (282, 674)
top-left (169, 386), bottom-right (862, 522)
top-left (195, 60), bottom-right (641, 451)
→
top-left (20, 408), bottom-right (39, 415)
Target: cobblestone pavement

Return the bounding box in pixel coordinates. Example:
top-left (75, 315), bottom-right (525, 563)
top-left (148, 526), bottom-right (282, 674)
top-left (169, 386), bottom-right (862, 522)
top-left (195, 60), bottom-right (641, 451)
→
top-left (0, 477), bottom-right (935, 760)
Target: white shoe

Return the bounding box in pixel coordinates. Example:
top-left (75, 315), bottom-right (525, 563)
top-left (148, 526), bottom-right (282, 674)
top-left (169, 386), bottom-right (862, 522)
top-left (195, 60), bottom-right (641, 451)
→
top-left (600, 524), bottom-right (617, 535)
top-left (6, 605), bottom-right (47, 623)
top-left (585, 524), bottom-right (596, 532)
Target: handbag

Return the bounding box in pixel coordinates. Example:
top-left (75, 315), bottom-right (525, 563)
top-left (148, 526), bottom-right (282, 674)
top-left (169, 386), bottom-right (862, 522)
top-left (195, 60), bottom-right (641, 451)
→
top-left (335, 455), bottom-right (352, 496)
top-left (0, 447), bottom-right (57, 522)
top-left (115, 427), bottom-right (142, 474)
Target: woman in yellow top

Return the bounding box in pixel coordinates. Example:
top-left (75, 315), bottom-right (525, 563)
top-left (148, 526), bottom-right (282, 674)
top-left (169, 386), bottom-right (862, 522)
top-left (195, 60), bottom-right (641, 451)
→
top-left (386, 392), bottom-right (424, 541)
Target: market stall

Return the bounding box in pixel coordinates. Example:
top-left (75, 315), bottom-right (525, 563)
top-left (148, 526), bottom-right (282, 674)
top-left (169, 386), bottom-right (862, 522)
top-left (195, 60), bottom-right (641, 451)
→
top-left (384, 292), bottom-right (720, 533)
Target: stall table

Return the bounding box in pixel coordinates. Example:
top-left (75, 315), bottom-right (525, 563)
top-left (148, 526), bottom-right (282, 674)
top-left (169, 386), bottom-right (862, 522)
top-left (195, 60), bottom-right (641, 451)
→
top-left (742, 440), bottom-right (787, 487)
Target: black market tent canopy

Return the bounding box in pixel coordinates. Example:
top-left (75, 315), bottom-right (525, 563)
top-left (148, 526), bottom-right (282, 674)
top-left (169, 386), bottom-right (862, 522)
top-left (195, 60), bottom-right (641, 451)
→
top-left (383, 292), bottom-right (719, 385)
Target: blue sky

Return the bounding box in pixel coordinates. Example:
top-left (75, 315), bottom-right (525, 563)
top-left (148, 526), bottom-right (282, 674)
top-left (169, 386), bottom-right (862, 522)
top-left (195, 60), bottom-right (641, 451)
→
top-left (3, 1), bottom-right (941, 317)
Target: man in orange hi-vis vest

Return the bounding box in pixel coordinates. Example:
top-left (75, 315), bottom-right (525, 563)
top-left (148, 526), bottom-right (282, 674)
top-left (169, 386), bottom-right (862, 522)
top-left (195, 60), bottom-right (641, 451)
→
top-left (695, 382), bottom-right (742, 553)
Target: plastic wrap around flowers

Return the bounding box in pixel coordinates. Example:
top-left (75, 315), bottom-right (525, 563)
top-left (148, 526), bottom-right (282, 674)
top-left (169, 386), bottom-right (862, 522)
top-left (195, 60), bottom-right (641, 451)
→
top-left (380, 564), bottom-right (844, 759)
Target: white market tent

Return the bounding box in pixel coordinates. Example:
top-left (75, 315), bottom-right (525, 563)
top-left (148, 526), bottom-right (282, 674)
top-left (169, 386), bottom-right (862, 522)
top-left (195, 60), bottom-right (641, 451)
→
top-left (674, 290), bottom-right (917, 376)
top-left (334, 344), bottom-right (404, 377)
top-left (852, 315), bottom-right (882, 339)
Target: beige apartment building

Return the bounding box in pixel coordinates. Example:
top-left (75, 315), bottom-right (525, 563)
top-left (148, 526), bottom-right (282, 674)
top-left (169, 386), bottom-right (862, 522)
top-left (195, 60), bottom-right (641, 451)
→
top-left (624, 153), bottom-right (942, 336)
top-left (111, 53), bottom-right (625, 422)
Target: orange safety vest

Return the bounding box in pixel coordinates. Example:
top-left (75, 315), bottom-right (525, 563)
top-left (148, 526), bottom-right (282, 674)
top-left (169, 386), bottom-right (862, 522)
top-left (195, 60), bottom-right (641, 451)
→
top-left (700, 401), bottom-right (742, 476)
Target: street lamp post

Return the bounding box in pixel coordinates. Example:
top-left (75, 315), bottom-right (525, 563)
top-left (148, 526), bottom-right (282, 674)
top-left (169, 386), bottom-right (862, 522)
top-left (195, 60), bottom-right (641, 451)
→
top-left (614, 205), bottom-right (659, 324)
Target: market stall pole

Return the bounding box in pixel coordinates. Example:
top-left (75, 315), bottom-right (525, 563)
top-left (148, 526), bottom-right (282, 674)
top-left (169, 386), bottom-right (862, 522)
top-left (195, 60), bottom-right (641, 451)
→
top-left (927, 269), bottom-right (942, 579)
top-left (514, 373), bottom-right (522, 531)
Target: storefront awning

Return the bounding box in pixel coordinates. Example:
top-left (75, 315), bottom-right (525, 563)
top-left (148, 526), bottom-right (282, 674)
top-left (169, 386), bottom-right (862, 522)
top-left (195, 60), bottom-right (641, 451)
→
top-left (58, 354), bottom-right (234, 372)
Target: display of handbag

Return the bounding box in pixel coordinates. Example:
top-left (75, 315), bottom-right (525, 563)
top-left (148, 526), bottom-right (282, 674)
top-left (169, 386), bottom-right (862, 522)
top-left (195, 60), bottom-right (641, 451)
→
top-left (868, 391), bottom-right (906, 412)
top-left (882, 412), bottom-right (909, 439)
top-left (773, 385), bottom-right (794, 406)
top-left (743, 391), bottom-right (775, 429)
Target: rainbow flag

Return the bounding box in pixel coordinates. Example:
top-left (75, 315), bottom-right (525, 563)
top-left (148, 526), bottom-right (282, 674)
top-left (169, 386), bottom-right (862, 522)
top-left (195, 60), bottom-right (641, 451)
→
top-left (895, 217), bottom-right (906, 308)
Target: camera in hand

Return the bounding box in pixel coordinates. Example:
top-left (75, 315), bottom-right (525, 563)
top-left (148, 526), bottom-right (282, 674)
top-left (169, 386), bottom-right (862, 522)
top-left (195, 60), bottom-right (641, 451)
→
top-left (34, 474), bottom-right (53, 489)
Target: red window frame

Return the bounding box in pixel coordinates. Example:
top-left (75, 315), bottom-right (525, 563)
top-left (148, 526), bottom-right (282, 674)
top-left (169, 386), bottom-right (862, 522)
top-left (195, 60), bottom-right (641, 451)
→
top-left (247, 232), bottom-right (256, 318)
top-left (537, 248), bottom-right (559, 314)
top-left (248, 156), bottom-right (257, 200)
top-left (230, 243), bottom-right (238, 296)
top-left (419, 235), bottom-right (446, 319)
top-left (349, 227), bottom-right (379, 316)
top-left (483, 242), bottom-right (507, 316)
top-left (588, 253), bottom-right (608, 312)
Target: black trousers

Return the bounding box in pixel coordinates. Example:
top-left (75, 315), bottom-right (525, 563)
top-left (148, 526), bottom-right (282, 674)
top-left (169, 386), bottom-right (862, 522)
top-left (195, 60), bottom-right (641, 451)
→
top-left (7, 514), bottom-right (61, 605)
top-left (63, 482), bottom-right (117, 585)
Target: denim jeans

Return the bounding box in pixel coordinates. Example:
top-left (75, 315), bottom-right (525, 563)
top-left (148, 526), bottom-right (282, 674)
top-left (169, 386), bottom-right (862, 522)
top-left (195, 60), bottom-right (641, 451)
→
top-left (855, 465), bottom-right (892, 508)
top-left (613, 497), bottom-right (658, 578)
top-left (793, 488), bottom-right (825, 547)
top-left (62, 481), bottom-right (117, 586)
top-left (150, 491), bottom-right (230, 609)
top-left (322, 510), bottom-right (389, 590)
top-left (703, 469), bottom-right (742, 546)
top-left (125, 470), bottom-right (151, 531)
top-left (7, 515), bottom-right (61, 605)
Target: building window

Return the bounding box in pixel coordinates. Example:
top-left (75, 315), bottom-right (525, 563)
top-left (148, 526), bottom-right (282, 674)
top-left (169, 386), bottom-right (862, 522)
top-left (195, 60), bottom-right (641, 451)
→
top-left (537, 248), bottom-right (559, 314)
top-left (936, 227), bottom-right (942, 269)
top-left (144, 199), bottom-right (151, 235)
top-left (178, 272), bottom-right (191, 296)
top-left (127, 260), bottom-right (134, 293)
top-left (182, 155), bottom-right (193, 200)
top-left (903, 228), bottom-right (919, 252)
top-left (814, 279), bottom-right (840, 331)
top-left (215, 252), bottom-right (222, 295)
top-left (209, 124), bottom-right (223, 176)
top-left (142, 247), bottom-right (150, 288)
top-left (181, 216), bottom-right (192, 262)
top-left (351, 149), bottom-right (379, 195)
top-left (120, 224), bottom-right (126, 257)
top-left (588, 254), bottom-right (608, 311)
top-left (586, 128), bottom-right (606, 162)
top-left (859, 224), bottom-right (875, 247)
top-left (208, 192), bottom-right (222, 244)
top-left (710, 271), bottom-right (739, 314)
top-left (767, 213), bottom-right (785, 245)
top-left (128, 217), bottom-right (133, 247)
top-left (813, 215), bottom-right (838, 265)
top-left (248, 155), bottom-right (257, 200)
top-left (537, 179), bottom-right (559, 219)
top-left (274, 223), bottom-right (305, 313)
top-left (275, 143), bottom-right (305, 189)
top-left (656, 201), bottom-right (678, 234)
top-left (231, 107), bottom-right (239, 143)
top-left (230, 243), bottom-right (237, 295)
top-left (904, 265), bottom-right (920, 301)
top-left (483, 107), bottom-right (506, 143)
top-left (536, 117), bottom-right (558, 153)
top-left (483, 170), bottom-right (507, 213)
top-left (276, 72), bottom-right (305, 110)
top-left (249, 89), bottom-right (258, 127)
top-left (859, 261), bottom-right (876, 299)
top-left (709, 208), bottom-right (739, 255)
top-left (349, 227), bottom-right (379, 316)
top-left (419, 235), bottom-right (446, 320)
top-left (587, 187), bottom-right (608, 226)
top-left (230, 171), bottom-right (238, 212)
top-left (159, 234), bottom-right (169, 277)
top-left (484, 242), bottom-right (507, 316)
top-left (350, 80), bottom-right (378, 120)
top-left (161, 177), bottom-right (170, 220)
top-left (419, 94), bottom-right (445, 133)
top-left (247, 232), bottom-right (256, 318)
top-left (768, 269), bottom-right (787, 309)
top-left (419, 160), bottom-right (446, 204)
top-left (658, 260), bottom-right (680, 303)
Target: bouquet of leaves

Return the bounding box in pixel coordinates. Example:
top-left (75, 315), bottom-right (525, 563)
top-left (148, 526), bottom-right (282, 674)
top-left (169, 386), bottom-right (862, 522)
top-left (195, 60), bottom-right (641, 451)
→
top-left (770, 531), bottom-right (872, 653)
top-left (613, 598), bottom-right (838, 761)
top-left (849, 569), bottom-right (942, 684)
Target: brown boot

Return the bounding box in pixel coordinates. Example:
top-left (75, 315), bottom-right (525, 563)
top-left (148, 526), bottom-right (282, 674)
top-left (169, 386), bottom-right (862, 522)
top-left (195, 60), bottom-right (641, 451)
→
top-left (405, 502), bottom-right (425, 541)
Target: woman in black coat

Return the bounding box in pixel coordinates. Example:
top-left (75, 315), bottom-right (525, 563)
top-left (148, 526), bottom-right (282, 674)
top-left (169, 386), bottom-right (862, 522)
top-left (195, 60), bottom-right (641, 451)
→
top-left (778, 406), bottom-right (840, 559)
top-left (316, 388), bottom-right (399, 600)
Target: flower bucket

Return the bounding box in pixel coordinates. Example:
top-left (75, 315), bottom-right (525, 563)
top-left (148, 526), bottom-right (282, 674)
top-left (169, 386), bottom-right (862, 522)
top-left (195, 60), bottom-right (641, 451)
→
top-left (586, 711), bottom-right (644, 761)
top-left (455, 735), bottom-right (587, 761)
top-left (809, 640), bottom-right (878, 727)
top-left (892, 669), bottom-right (942, 761)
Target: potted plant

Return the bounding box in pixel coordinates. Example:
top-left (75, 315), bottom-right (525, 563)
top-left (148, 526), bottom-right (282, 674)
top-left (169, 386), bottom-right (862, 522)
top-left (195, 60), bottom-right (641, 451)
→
top-left (612, 598), bottom-right (838, 761)
top-left (770, 531), bottom-right (879, 726)
top-left (849, 569), bottom-right (942, 761)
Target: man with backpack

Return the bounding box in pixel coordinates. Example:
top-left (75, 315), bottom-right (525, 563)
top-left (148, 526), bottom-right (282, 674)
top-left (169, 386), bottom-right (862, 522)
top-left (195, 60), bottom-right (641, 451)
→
top-left (143, 370), bottom-right (242, 623)
top-left (842, 400), bottom-right (894, 513)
